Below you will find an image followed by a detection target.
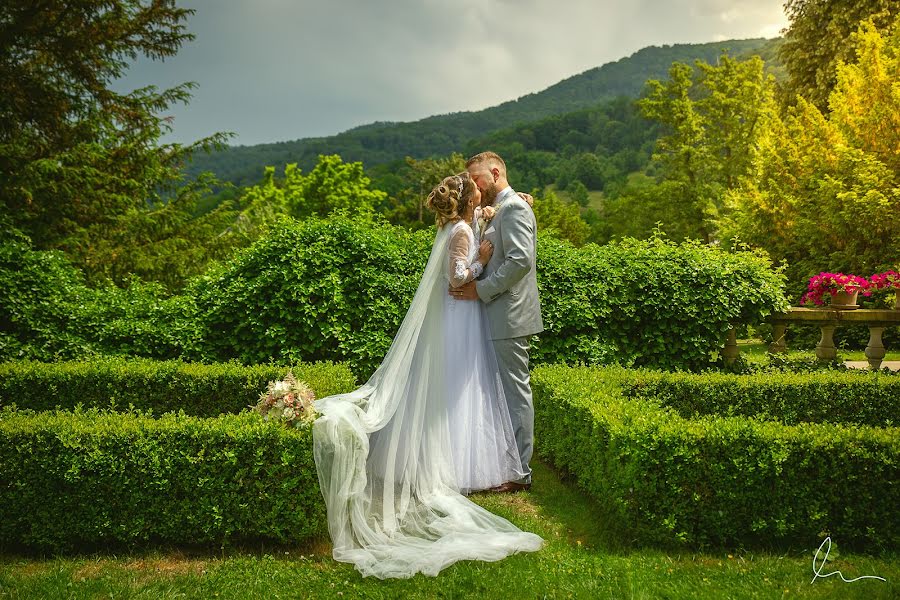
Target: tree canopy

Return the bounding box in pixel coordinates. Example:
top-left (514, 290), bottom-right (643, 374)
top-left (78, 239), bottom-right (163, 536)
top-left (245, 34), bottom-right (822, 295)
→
top-left (778, 0), bottom-right (899, 109)
top-left (602, 54), bottom-right (777, 243)
top-left (0, 0), bottom-right (232, 289)
top-left (725, 18), bottom-right (900, 298)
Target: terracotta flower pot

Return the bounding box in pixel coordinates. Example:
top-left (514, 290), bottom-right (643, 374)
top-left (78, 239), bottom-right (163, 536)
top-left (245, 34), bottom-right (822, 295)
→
top-left (829, 290), bottom-right (859, 310)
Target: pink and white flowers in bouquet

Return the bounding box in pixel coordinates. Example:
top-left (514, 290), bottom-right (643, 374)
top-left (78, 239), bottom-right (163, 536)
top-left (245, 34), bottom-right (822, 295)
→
top-left (251, 371), bottom-right (317, 428)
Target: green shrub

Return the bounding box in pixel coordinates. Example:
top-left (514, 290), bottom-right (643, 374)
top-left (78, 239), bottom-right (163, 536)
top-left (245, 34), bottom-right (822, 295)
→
top-left (189, 215), bottom-right (433, 379)
top-left (622, 369), bottom-right (899, 427)
top-left (533, 365), bottom-right (899, 550)
top-left (533, 234), bottom-right (789, 370)
top-left (0, 228), bottom-right (95, 361)
top-left (71, 282), bottom-right (201, 360)
top-left (0, 408), bottom-right (325, 553)
top-left (4, 215), bottom-right (789, 375)
top-left (190, 217), bottom-right (787, 377)
top-left (0, 228), bottom-right (199, 362)
top-left (0, 358), bottom-right (356, 417)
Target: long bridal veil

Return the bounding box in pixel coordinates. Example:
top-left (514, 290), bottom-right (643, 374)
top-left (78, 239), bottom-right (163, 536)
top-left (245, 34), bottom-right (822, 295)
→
top-left (312, 224), bottom-right (542, 579)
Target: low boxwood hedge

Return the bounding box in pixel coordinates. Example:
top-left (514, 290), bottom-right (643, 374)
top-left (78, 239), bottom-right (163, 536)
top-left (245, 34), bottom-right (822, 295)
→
top-left (533, 365), bottom-right (899, 550)
top-left (0, 408), bottom-right (326, 553)
top-left (622, 370), bottom-right (899, 427)
top-left (0, 358), bottom-right (356, 417)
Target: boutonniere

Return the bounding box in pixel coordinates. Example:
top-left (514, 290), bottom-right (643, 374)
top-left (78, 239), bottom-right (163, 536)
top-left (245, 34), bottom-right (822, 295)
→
top-left (476, 205), bottom-right (500, 232)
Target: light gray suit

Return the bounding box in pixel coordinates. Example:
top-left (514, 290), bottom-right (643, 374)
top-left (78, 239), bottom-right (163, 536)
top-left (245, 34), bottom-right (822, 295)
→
top-left (476, 187), bottom-right (543, 484)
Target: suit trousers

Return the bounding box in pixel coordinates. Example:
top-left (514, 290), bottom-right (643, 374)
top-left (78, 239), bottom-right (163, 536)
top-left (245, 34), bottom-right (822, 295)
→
top-left (492, 335), bottom-right (533, 484)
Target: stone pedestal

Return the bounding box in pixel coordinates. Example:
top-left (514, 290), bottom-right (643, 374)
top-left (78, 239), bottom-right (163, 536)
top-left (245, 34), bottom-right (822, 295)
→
top-left (723, 328), bottom-right (739, 366)
top-left (816, 325), bottom-right (837, 362)
top-left (769, 324), bottom-right (787, 353)
top-left (865, 326), bottom-right (886, 370)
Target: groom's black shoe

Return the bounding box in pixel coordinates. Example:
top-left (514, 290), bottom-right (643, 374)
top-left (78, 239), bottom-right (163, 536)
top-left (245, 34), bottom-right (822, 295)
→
top-left (488, 481), bottom-right (531, 493)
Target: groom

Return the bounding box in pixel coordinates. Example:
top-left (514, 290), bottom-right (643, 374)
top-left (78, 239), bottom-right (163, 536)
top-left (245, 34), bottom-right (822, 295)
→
top-left (451, 151), bottom-right (543, 493)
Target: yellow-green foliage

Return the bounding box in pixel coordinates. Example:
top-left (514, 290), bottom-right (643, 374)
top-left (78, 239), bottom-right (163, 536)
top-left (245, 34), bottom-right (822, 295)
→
top-left (725, 18), bottom-right (900, 299)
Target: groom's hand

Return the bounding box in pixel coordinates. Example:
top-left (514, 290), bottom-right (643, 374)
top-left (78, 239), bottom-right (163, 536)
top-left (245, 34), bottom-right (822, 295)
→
top-left (449, 281), bottom-right (479, 301)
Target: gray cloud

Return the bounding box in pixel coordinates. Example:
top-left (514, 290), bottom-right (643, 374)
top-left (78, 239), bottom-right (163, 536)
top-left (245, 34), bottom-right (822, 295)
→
top-left (114, 0), bottom-right (787, 145)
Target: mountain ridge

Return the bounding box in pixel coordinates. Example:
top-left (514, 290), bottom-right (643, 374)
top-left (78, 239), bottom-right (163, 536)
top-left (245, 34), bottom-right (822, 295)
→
top-left (187, 38), bottom-right (776, 186)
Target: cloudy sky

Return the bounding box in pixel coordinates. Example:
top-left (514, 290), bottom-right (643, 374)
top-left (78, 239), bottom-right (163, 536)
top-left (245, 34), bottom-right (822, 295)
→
top-left (115, 0), bottom-right (789, 146)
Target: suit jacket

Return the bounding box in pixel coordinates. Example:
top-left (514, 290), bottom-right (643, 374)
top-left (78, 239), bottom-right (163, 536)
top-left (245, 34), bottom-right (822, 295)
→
top-left (475, 187), bottom-right (544, 340)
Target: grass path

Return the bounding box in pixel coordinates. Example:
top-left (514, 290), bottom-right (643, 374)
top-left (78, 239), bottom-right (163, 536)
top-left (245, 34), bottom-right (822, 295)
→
top-left (1, 460), bottom-right (896, 599)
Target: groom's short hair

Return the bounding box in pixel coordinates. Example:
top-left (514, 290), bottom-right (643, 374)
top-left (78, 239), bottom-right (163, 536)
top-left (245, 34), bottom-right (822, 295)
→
top-left (466, 151), bottom-right (507, 176)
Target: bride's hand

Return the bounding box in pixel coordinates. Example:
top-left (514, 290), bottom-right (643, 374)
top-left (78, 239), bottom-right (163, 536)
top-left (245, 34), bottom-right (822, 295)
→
top-left (517, 192), bottom-right (534, 206)
top-left (478, 240), bottom-right (493, 264)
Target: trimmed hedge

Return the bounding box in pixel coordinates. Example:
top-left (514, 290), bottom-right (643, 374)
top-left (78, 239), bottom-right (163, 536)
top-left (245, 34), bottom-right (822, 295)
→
top-left (0, 358), bottom-right (356, 417)
top-left (532, 234), bottom-right (788, 370)
top-left (533, 365), bottom-right (900, 550)
top-left (0, 227), bottom-right (199, 363)
top-left (190, 216), bottom-right (434, 380)
top-left (0, 408), bottom-right (326, 553)
top-left (622, 370), bottom-right (899, 427)
top-left (4, 217), bottom-right (788, 376)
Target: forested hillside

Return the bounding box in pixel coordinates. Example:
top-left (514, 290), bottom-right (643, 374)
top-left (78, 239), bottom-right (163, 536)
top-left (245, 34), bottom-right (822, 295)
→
top-left (188, 38), bottom-right (773, 187)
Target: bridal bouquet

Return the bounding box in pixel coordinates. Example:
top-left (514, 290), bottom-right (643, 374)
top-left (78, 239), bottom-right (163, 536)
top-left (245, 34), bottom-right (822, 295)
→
top-left (251, 371), bottom-right (317, 428)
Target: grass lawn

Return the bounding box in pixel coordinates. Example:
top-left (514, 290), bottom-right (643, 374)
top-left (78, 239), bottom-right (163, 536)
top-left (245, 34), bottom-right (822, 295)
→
top-left (737, 339), bottom-right (900, 363)
top-left (542, 183), bottom-right (606, 212)
top-left (1, 461), bottom-right (896, 599)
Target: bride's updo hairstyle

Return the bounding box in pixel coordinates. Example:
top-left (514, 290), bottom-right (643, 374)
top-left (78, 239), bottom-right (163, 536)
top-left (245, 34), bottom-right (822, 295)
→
top-left (426, 173), bottom-right (476, 228)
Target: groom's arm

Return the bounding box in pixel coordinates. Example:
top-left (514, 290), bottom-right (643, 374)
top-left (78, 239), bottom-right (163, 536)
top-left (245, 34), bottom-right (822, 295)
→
top-left (475, 200), bottom-right (533, 303)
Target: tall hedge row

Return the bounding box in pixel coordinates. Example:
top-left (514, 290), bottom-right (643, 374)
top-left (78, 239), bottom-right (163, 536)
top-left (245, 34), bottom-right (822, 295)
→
top-left (188, 218), bottom-right (788, 377)
top-left (3, 216), bottom-right (788, 376)
top-left (188, 216), bottom-right (434, 379)
top-left (0, 228), bottom-right (198, 362)
top-left (532, 234), bottom-right (788, 369)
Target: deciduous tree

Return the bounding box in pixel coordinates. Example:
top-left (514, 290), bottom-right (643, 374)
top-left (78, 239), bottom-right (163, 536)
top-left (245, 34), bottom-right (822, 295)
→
top-left (636, 54), bottom-right (777, 242)
top-left (778, 0), bottom-right (898, 109)
top-left (725, 18), bottom-right (900, 298)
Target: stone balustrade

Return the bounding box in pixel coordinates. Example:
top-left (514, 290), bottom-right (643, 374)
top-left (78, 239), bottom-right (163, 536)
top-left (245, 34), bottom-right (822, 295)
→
top-left (724, 308), bottom-right (900, 370)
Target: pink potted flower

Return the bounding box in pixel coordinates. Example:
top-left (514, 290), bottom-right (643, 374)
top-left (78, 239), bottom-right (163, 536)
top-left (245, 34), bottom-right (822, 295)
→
top-left (800, 272), bottom-right (872, 309)
top-left (869, 270), bottom-right (900, 309)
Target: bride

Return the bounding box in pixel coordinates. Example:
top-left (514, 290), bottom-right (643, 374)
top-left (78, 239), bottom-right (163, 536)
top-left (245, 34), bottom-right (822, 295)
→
top-left (438, 174), bottom-right (528, 493)
top-left (312, 172), bottom-right (542, 579)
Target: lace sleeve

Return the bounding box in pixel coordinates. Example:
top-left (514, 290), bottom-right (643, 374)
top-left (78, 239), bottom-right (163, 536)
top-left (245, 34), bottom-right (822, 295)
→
top-left (448, 226), bottom-right (483, 288)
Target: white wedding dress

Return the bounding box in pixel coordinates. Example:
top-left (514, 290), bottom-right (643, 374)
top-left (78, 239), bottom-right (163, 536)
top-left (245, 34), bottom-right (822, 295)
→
top-left (443, 220), bottom-right (526, 493)
top-left (312, 220), bottom-right (542, 579)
